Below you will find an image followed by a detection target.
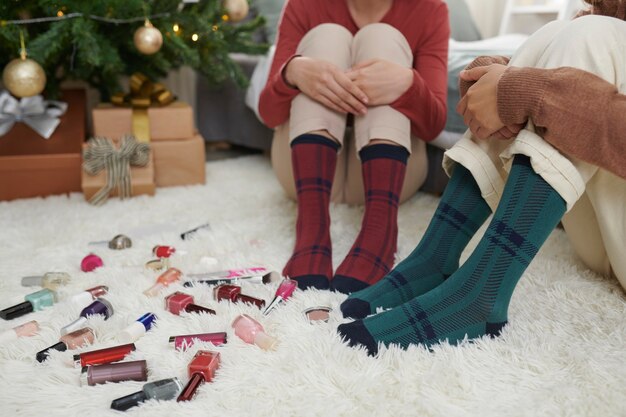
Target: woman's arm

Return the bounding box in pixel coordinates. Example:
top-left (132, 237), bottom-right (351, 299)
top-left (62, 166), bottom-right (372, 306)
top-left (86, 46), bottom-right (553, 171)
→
top-left (389, 2), bottom-right (450, 141)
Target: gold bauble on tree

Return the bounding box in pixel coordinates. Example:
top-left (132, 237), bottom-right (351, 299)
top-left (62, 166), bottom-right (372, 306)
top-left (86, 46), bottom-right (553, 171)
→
top-left (134, 20), bottom-right (163, 55)
top-left (224, 0), bottom-right (250, 22)
top-left (2, 57), bottom-right (47, 98)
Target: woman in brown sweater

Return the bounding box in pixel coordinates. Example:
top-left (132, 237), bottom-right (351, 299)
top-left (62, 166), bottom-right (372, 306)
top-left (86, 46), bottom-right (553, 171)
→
top-left (337, 0), bottom-right (626, 355)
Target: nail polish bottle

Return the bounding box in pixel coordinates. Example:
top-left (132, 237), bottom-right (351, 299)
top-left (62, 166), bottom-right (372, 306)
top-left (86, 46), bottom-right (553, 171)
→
top-left (21, 272), bottom-right (71, 290)
top-left (184, 271), bottom-right (280, 288)
top-left (118, 312), bottom-right (157, 343)
top-left (176, 351), bottom-right (220, 402)
top-left (60, 298), bottom-right (114, 335)
top-left (0, 320), bottom-right (39, 344)
top-left (80, 360), bottom-right (148, 386)
top-left (81, 254), bottom-right (104, 272)
top-left (36, 327), bottom-right (95, 362)
top-left (153, 245), bottom-right (176, 258)
top-left (144, 268), bottom-right (183, 297)
top-left (213, 284), bottom-right (266, 308)
top-left (168, 332), bottom-right (227, 351)
top-left (165, 292), bottom-right (216, 315)
top-left (0, 288), bottom-right (57, 320)
top-left (70, 285), bottom-right (109, 307)
top-left (110, 377), bottom-right (184, 411)
top-left (231, 314), bottom-right (277, 350)
top-left (73, 342), bottom-right (136, 368)
top-left (262, 279), bottom-right (298, 316)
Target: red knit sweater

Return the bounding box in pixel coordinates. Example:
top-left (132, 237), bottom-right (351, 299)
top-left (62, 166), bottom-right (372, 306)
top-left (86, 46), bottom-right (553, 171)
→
top-left (258, 0), bottom-right (450, 141)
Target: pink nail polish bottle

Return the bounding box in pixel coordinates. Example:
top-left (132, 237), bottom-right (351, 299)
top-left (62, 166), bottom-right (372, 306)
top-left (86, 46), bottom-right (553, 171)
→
top-left (165, 292), bottom-right (216, 315)
top-left (262, 279), bottom-right (298, 316)
top-left (213, 284), bottom-right (266, 308)
top-left (70, 285), bottom-right (109, 307)
top-left (231, 314), bottom-right (277, 350)
top-left (81, 254), bottom-right (104, 272)
top-left (144, 268), bottom-right (183, 297)
top-left (36, 327), bottom-right (95, 362)
top-left (0, 320), bottom-right (39, 344)
top-left (176, 351), bottom-right (220, 402)
top-left (168, 332), bottom-right (227, 351)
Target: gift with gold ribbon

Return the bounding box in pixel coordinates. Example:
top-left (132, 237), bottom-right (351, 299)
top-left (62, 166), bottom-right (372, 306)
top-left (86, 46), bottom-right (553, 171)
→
top-left (81, 135), bottom-right (155, 205)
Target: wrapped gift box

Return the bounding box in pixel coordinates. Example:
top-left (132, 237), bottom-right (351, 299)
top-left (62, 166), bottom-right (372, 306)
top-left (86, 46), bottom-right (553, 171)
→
top-left (92, 101), bottom-right (194, 141)
top-left (81, 149), bottom-right (156, 201)
top-left (0, 89), bottom-right (86, 201)
top-left (151, 134), bottom-right (206, 187)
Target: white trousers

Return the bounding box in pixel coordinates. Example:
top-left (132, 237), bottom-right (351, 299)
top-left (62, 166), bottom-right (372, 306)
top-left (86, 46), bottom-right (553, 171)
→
top-left (443, 16), bottom-right (626, 289)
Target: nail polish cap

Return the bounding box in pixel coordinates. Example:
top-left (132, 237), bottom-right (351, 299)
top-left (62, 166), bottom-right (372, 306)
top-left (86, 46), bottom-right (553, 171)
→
top-left (36, 341), bottom-right (67, 363)
top-left (0, 301), bottom-right (34, 320)
top-left (60, 316), bottom-right (88, 335)
top-left (70, 291), bottom-right (94, 307)
top-left (254, 331), bottom-right (278, 351)
top-left (118, 313), bottom-right (156, 344)
top-left (110, 390), bottom-right (147, 411)
top-left (21, 276), bottom-right (43, 286)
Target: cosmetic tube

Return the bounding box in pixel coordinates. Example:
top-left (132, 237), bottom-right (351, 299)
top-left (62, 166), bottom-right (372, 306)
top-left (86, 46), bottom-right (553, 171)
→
top-left (0, 320), bottom-right (39, 344)
top-left (176, 351), bottom-right (220, 402)
top-left (188, 267), bottom-right (268, 280)
top-left (231, 314), bottom-right (277, 350)
top-left (165, 292), bottom-right (216, 315)
top-left (73, 343), bottom-right (136, 368)
top-left (153, 245), bottom-right (176, 258)
top-left (0, 289), bottom-right (57, 320)
top-left (36, 327), bottom-right (95, 362)
top-left (262, 279), bottom-right (298, 316)
top-left (168, 332), bottom-right (227, 351)
top-left (118, 313), bottom-right (157, 343)
top-left (21, 272), bottom-right (71, 290)
top-left (81, 254), bottom-right (104, 272)
top-left (80, 360), bottom-right (148, 386)
top-left (70, 285), bottom-right (109, 307)
top-left (183, 271), bottom-right (280, 288)
top-left (110, 377), bottom-right (183, 411)
top-left (60, 298), bottom-right (114, 335)
top-left (144, 268), bottom-right (183, 297)
top-left (213, 285), bottom-right (266, 308)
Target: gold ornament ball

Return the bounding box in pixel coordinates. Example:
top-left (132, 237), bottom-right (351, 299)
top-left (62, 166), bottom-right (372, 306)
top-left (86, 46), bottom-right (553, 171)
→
top-left (2, 57), bottom-right (47, 98)
top-left (224, 0), bottom-right (250, 22)
top-left (134, 24), bottom-right (163, 55)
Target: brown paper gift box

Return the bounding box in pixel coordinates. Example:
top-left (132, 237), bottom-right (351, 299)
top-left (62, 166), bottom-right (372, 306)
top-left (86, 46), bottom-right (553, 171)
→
top-left (81, 147), bottom-right (156, 200)
top-left (151, 134), bottom-right (206, 187)
top-left (92, 102), bottom-right (194, 141)
top-left (0, 89), bottom-right (86, 201)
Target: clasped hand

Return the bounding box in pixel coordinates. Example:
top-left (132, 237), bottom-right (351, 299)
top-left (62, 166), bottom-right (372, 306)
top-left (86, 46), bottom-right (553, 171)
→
top-left (457, 64), bottom-right (524, 140)
top-left (285, 57), bottom-right (413, 115)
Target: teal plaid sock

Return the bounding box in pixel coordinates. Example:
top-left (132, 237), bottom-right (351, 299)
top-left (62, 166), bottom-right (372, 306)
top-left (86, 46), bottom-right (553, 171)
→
top-left (338, 155), bottom-right (566, 355)
top-left (340, 164), bottom-right (491, 318)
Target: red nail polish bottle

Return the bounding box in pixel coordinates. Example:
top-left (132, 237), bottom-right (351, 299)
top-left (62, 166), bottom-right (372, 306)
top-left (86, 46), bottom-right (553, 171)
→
top-left (213, 284), bottom-right (266, 308)
top-left (165, 292), bottom-right (216, 315)
top-left (176, 350), bottom-right (220, 402)
top-left (73, 343), bottom-right (136, 368)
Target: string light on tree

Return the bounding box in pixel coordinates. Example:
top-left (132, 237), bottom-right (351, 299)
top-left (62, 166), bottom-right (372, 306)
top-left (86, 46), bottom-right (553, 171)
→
top-left (134, 19), bottom-right (163, 55)
top-left (223, 0), bottom-right (249, 22)
top-left (2, 31), bottom-right (46, 98)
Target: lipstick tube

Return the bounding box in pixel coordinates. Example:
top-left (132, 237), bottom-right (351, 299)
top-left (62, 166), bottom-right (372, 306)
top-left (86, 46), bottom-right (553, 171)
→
top-left (0, 288), bottom-right (57, 320)
top-left (165, 292), bottom-right (216, 315)
top-left (144, 268), bottom-right (183, 297)
top-left (168, 332), bottom-right (227, 351)
top-left (60, 298), bottom-right (114, 335)
top-left (176, 351), bottom-right (220, 402)
top-left (80, 360), bottom-right (148, 386)
top-left (262, 279), bottom-right (298, 316)
top-left (69, 285), bottom-right (109, 307)
top-left (118, 312), bottom-right (157, 343)
top-left (213, 285), bottom-right (266, 308)
top-left (36, 327), bottom-right (95, 362)
top-left (153, 245), bottom-right (176, 258)
top-left (21, 272), bottom-right (71, 290)
top-left (0, 320), bottom-right (39, 344)
top-left (110, 377), bottom-right (183, 411)
top-left (73, 342), bottom-right (136, 368)
top-left (81, 253), bottom-right (104, 272)
top-left (231, 314), bottom-right (277, 350)
top-left (183, 271), bottom-right (280, 288)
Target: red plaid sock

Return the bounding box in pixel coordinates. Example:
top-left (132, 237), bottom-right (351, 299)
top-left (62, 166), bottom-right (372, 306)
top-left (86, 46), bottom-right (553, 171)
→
top-left (332, 144), bottom-right (408, 294)
top-left (283, 134), bottom-right (340, 290)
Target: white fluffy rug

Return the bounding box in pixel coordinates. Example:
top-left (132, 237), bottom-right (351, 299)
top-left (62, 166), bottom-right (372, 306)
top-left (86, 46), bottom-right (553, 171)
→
top-left (1, 155), bottom-right (625, 417)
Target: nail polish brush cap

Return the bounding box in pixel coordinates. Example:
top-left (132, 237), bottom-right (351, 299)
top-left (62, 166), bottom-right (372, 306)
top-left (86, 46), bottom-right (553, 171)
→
top-left (0, 301), bottom-right (34, 320)
top-left (118, 313), bottom-right (157, 343)
top-left (36, 341), bottom-right (67, 363)
top-left (21, 276), bottom-right (44, 287)
top-left (110, 390), bottom-right (148, 411)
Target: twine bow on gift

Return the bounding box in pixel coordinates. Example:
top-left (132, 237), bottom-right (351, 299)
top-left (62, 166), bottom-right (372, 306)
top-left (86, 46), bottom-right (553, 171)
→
top-left (82, 135), bottom-right (150, 206)
top-left (0, 90), bottom-right (68, 139)
top-left (110, 73), bottom-right (175, 143)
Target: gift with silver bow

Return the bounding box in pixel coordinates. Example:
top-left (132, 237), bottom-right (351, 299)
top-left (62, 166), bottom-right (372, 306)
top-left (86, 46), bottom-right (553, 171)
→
top-left (0, 90), bottom-right (68, 139)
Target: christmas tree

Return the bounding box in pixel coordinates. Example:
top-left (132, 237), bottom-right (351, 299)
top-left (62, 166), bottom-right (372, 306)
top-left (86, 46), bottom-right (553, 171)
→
top-left (0, 0), bottom-right (268, 99)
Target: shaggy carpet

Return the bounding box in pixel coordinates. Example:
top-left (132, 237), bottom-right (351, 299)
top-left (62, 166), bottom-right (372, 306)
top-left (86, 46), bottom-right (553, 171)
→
top-left (0, 155), bottom-right (625, 417)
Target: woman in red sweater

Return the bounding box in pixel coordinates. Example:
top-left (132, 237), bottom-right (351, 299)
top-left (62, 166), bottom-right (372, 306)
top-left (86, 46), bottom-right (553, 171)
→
top-left (259, 0), bottom-right (449, 293)
top-left (338, 0), bottom-right (626, 356)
